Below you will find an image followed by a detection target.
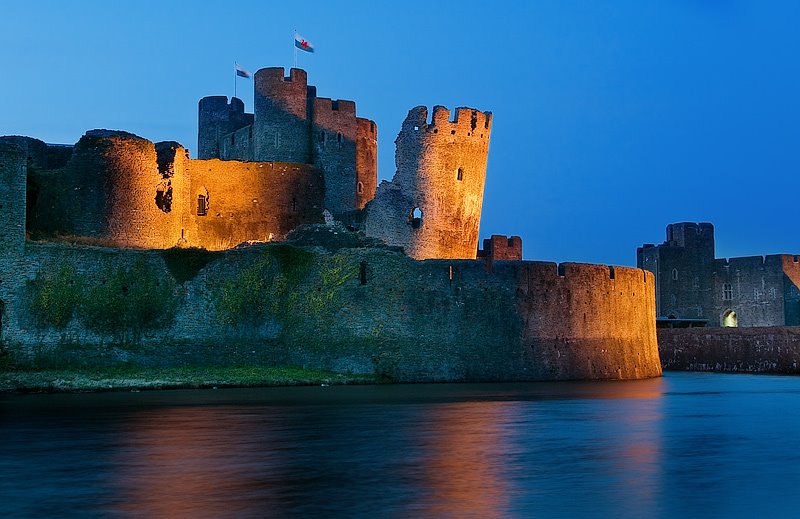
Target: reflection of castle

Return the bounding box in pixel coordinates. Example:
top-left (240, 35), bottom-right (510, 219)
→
top-left (638, 222), bottom-right (800, 327)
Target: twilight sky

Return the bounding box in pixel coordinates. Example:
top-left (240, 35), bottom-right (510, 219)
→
top-left (1, 1), bottom-right (798, 266)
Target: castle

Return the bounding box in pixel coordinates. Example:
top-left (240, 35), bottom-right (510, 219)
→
top-left (638, 222), bottom-right (800, 327)
top-left (8, 67), bottom-right (500, 261)
top-left (0, 67), bottom-right (661, 382)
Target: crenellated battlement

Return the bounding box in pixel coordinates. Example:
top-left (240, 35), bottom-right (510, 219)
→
top-left (314, 97), bottom-right (357, 114)
top-left (254, 67), bottom-right (308, 84)
top-left (402, 105), bottom-right (492, 140)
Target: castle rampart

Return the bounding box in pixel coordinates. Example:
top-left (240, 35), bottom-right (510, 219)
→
top-left (0, 238), bottom-right (660, 382)
top-left (365, 105), bottom-right (492, 260)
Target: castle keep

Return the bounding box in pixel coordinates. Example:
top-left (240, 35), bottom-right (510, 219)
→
top-left (638, 222), bottom-right (800, 327)
top-left (0, 67), bottom-right (662, 382)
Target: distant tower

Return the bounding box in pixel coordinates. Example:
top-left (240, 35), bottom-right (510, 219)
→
top-left (197, 96), bottom-right (253, 159)
top-left (365, 105), bottom-right (492, 260)
top-left (0, 141), bottom-right (27, 255)
top-left (252, 68), bottom-right (313, 163)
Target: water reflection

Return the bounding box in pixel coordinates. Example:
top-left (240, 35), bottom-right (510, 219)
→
top-left (2, 374), bottom-right (800, 518)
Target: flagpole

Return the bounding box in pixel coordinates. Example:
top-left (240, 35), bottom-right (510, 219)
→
top-left (293, 29), bottom-right (297, 69)
top-left (234, 62), bottom-right (237, 99)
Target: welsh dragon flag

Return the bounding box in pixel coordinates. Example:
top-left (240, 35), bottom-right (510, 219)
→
top-left (294, 33), bottom-right (314, 53)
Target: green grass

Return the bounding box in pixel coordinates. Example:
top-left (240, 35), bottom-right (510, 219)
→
top-left (0, 365), bottom-right (381, 393)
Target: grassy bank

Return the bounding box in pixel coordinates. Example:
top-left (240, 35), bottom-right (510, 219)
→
top-left (0, 365), bottom-right (382, 393)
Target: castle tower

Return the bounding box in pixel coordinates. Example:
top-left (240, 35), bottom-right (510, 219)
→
top-left (197, 96), bottom-right (253, 159)
top-left (253, 67), bottom-right (313, 163)
top-left (68, 130), bottom-right (179, 248)
top-left (365, 105), bottom-right (492, 260)
top-left (0, 141), bottom-right (27, 255)
top-left (355, 117), bottom-right (378, 210)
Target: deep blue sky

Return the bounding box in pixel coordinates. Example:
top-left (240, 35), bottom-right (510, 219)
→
top-left (1, 1), bottom-right (798, 266)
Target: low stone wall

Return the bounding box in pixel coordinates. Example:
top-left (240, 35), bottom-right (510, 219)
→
top-left (658, 327), bottom-right (800, 374)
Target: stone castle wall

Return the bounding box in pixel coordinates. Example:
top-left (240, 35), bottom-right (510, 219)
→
top-left (658, 327), bottom-right (800, 374)
top-left (183, 159), bottom-right (324, 250)
top-left (365, 105), bottom-right (492, 260)
top-left (0, 239), bottom-right (661, 382)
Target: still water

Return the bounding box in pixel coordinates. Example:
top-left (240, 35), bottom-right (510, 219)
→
top-left (1, 372), bottom-right (799, 518)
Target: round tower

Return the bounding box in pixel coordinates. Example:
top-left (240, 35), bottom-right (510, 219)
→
top-left (0, 141), bottom-right (27, 255)
top-left (366, 105), bottom-right (492, 260)
top-left (252, 67), bottom-right (312, 163)
top-left (69, 130), bottom-right (179, 248)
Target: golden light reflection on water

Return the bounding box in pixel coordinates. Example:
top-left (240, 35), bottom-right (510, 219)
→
top-left (111, 406), bottom-right (274, 518)
top-left (413, 402), bottom-right (515, 518)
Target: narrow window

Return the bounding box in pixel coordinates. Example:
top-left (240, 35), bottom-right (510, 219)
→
top-left (197, 194), bottom-right (207, 216)
top-left (291, 197), bottom-right (297, 212)
top-left (672, 268), bottom-right (678, 281)
top-left (456, 168), bottom-right (463, 181)
top-left (722, 283), bottom-right (732, 300)
top-left (337, 132), bottom-right (342, 149)
top-left (359, 261), bottom-right (367, 285)
top-left (231, 134), bottom-right (235, 146)
top-left (357, 181), bottom-right (364, 194)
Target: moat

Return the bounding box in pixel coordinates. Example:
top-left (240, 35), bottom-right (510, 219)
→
top-left (2, 372), bottom-right (798, 518)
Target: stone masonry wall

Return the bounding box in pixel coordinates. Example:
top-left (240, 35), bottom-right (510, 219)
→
top-left (355, 118), bottom-right (378, 210)
top-left (183, 160), bottom-right (324, 250)
top-left (0, 239), bottom-right (661, 383)
top-left (312, 98), bottom-right (358, 216)
top-left (658, 327), bottom-right (800, 374)
top-left (365, 105), bottom-right (492, 260)
top-left (253, 68), bottom-right (312, 163)
top-left (0, 142), bottom-right (26, 255)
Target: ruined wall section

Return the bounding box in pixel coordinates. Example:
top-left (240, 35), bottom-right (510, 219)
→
top-left (253, 68), bottom-right (312, 163)
top-left (198, 96), bottom-right (253, 159)
top-left (365, 105), bottom-right (491, 260)
top-left (780, 255), bottom-right (800, 325)
top-left (312, 98), bottom-right (357, 215)
top-left (355, 117), bottom-right (378, 210)
top-left (0, 142), bottom-right (27, 255)
top-left (184, 160), bottom-right (324, 250)
top-left (516, 262), bottom-right (660, 379)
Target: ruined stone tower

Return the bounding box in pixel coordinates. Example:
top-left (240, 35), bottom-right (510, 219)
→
top-left (365, 105), bottom-right (492, 260)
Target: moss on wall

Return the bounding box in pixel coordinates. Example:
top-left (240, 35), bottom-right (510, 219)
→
top-left (28, 264), bottom-right (83, 328)
top-left (27, 259), bottom-right (178, 336)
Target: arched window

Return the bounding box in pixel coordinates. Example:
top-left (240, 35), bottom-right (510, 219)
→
top-left (196, 194), bottom-right (207, 216)
top-left (457, 168), bottom-right (463, 181)
top-left (722, 309), bottom-right (738, 327)
top-left (357, 181), bottom-right (364, 194)
top-left (337, 132), bottom-right (342, 149)
top-left (409, 207), bottom-right (423, 229)
top-left (672, 268), bottom-right (678, 281)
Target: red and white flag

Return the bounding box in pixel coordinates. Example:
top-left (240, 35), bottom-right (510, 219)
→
top-left (235, 62), bottom-right (251, 78)
top-left (294, 33), bottom-right (314, 53)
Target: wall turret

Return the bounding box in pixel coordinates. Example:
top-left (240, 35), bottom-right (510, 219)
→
top-left (253, 67), bottom-right (313, 163)
top-left (365, 105), bottom-right (492, 260)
